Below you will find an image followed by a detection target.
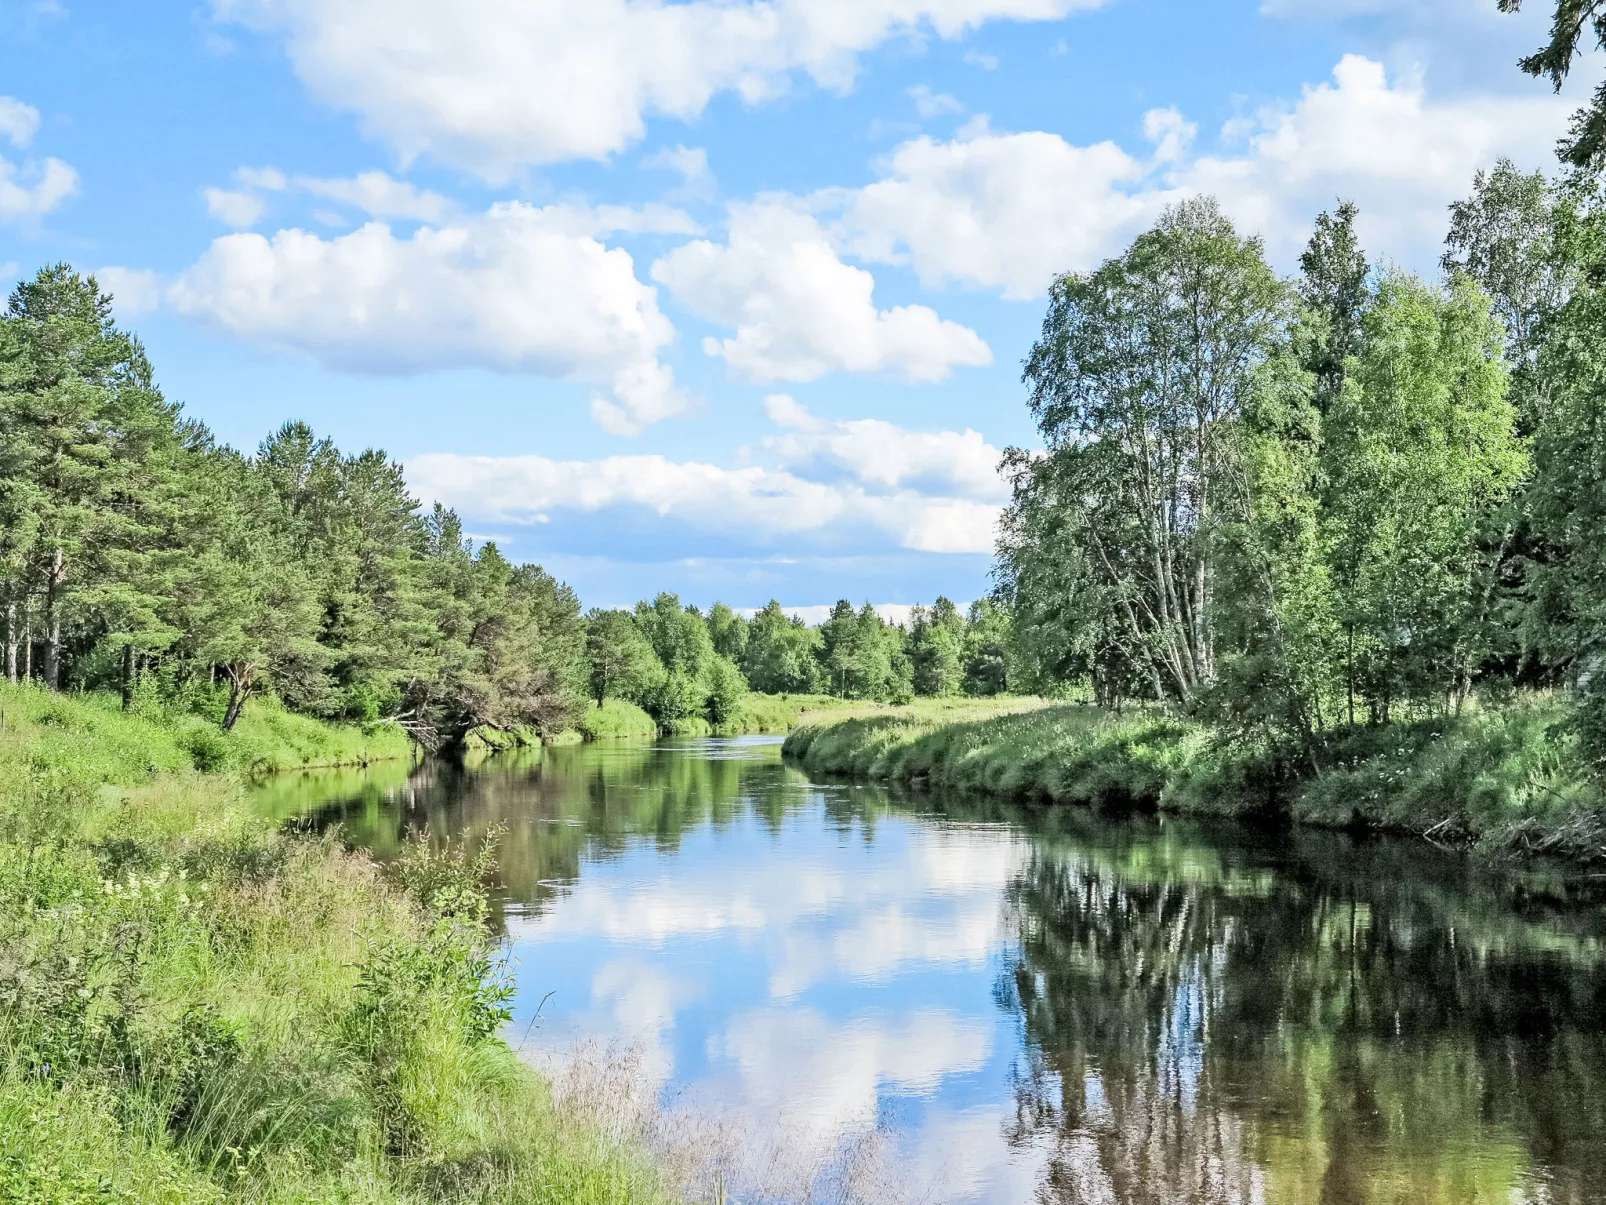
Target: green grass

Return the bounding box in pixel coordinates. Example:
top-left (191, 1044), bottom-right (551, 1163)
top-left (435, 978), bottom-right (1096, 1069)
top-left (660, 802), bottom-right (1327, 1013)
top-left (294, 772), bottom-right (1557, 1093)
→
top-left (573, 698), bottom-right (659, 740)
top-left (784, 699), bottom-right (1207, 808)
top-left (717, 692), bottom-right (865, 734)
top-left (785, 694), bottom-right (1606, 860)
top-left (1293, 695), bottom-right (1606, 858)
top-left (564, 692), bottom-right (882, 741)
top-left (0, 680), bottom-right (675, 1205)
top-left (0, 681), bottom-right (411, 777)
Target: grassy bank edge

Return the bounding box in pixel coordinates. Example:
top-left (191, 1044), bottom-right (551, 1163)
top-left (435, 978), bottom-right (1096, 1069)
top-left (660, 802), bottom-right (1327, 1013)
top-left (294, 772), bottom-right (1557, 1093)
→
top-left (564, 692), bottom-right (876, 743)
top-left (0, 679), bottom-right (416, 776)
top-left (782, 695), bottom-right (1606, 863)
top-left (0, 680), bottom-right (674, 1204)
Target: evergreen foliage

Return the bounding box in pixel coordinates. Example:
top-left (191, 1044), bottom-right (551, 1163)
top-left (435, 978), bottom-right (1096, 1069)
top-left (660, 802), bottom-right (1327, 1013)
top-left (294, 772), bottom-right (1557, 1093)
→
top-left (0, 268), bottom-right (585, 754)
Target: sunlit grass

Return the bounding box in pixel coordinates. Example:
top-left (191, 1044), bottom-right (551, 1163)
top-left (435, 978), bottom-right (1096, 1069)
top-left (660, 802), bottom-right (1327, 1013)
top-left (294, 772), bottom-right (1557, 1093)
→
top-left (0, 680), bottom-right (678, 1205)
top-left (786, 694), bottom-right (1606, 858)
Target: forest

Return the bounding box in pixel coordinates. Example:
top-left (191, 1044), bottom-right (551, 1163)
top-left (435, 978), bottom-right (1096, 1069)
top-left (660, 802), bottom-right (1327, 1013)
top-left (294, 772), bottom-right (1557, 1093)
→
top-left (0, 270), bottom-right (1012, 751)
top-left (7, 158), bottom-right (1606, 773)
top-left (997, 162), bottom-right (1606, 779)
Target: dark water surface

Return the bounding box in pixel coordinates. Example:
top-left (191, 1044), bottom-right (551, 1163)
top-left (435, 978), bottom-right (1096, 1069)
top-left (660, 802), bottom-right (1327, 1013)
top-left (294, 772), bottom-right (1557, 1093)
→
top-left (255, 737), bottom-right (1606, 1204)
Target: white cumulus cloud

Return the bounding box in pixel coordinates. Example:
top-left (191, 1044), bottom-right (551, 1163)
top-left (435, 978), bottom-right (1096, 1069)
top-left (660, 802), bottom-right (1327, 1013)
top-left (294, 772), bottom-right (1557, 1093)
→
top-left (167, 201), bottom-right (690, 435)
top-left (204, 186), bottom-right (267, 229)
top-left (405, 391), bottom-right (1005, 554)
top-left (0, 95), bottom-right (75, 225)
top-left (0, 97), bottom-right (41, 147)
top-left (296, 169), bottom-right (456, 222)
top-left (833, 56), bottom-right (1571, 296)
top-left (407, 451), bottom-right (1001, 554)
top-left (1177, 54), bottom-right (1572, 262)
top-left (838, 120), bottom-right (1168, 299)
top-left (210, 0), bottom-right (1106, 176)
top-left (762, 395), bottom-right (1005, 499)
top-left (641, 144), bottom-right (717, 202)
top-left (653, 200), bottom-right (992, 383)
top-left (95, 267), bottom-right (164, 315)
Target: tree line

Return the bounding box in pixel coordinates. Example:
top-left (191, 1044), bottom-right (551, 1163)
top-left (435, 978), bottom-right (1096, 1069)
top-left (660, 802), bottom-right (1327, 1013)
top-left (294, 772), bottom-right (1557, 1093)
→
top-left (585, 593), bottom-right (1013, 725)
top-left (997, 165), bottom-right (1606, 769)
top-left (0, 272), bottom-right (1011, 750)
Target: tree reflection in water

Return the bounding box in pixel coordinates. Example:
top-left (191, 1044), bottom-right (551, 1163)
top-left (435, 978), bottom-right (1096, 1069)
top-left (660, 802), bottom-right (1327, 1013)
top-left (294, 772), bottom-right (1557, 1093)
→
top-left (255, 745), bottom-right (1606, 1205)
top-left (995, 809), bottom-right (1606, 1204)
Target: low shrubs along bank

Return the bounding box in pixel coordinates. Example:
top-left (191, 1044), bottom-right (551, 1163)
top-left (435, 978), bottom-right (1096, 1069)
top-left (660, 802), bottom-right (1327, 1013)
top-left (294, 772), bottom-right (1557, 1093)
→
top-left (782, 695), bottom-right (1606, 861)
top-left (0, 681), bottom-right (672, 1205)
top-left (572, 692), bottom-right (862, 741)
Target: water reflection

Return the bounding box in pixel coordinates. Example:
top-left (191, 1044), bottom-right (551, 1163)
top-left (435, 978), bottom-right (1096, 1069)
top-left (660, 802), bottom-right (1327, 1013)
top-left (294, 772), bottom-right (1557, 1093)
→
top-left (258, 739), bottom-right (1606, 1205)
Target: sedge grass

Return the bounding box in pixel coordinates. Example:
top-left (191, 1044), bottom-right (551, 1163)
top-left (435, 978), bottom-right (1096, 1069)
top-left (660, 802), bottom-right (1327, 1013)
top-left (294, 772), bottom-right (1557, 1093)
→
top-left (0, 680), bottom-right (678, 1205)
top-left (785, 694), bottom-right (1606, 860)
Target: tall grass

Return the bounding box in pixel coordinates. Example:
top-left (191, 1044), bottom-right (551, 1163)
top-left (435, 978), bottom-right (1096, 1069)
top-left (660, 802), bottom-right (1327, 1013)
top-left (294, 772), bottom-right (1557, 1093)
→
top-left (0, 681), bottom-right (676, 1204)
top-left (0, 679), bottom-right (411, 777)
top-left (574, 698), bottom-right (660, 740)
top-left (785, 694), bottom-right (1606, 859)
top-left (566, 692), bottom-right (882, 742)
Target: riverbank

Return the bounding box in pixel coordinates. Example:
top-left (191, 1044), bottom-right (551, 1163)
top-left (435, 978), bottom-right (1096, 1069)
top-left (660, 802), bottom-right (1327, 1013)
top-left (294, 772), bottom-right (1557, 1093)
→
top-left (570, 692), bottom-right (872, 741)
top-left (783, 695), bottom-right (1606, 861)
top-left (0, 682), bottom-right (673, 1204)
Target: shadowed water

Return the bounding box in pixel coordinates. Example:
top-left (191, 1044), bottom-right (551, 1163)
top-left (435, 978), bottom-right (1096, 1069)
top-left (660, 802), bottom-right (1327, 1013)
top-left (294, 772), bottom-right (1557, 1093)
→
top-left (255, 736), bottom-right (1606, 1204)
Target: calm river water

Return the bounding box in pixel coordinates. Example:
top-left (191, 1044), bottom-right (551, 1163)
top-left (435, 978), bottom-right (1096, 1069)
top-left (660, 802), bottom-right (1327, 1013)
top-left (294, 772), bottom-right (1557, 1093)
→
top-left (255, 736), bottom-right (1606, 1204)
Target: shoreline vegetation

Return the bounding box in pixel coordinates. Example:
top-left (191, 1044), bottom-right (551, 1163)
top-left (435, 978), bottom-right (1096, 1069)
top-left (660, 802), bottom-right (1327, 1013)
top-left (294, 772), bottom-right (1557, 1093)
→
top-left (0, 678), bottom-right (683, 1204)
top-left (784, 695), bottom-right (1606, 863)
top-left (0, 260), bottom-right (1009, 757)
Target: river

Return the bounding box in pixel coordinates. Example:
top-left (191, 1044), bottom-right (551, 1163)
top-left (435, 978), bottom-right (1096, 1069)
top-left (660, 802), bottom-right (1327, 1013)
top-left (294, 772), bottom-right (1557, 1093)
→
top-left (254, 735), bottom-right (1606, 1204)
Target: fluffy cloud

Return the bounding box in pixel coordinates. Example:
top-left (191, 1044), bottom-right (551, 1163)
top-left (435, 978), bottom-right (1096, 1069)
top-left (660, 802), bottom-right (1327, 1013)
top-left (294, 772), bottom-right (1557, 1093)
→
top-left (653, 201), bottom-right (992, 383)
top-left (406, 393), bottom-right (1004, 554)
top-left (166, 201), bottom-right (689, 435)
top-left (204, 186), bottom-right (267, 229)
top-left (835, 121), bottom-right (1168, 297)
top-left (297, 169), bottom-right (456, 222)
top-left (835, 56), bottom-right (1571, 296)
top-left (0, 96), bottom-right (76, 224)
top-left (0, 97), bottom-right (41, 147)
top-left (641, 144), bottom-right (717, 202)
top-left (1178, 55), bottom-right (1571, 260)
top-left (211, 0), bottom-right (1106, 176)
top-left (95, 267), bottom-right (164, 315)
top-left (406, 450), bottom-right (1002, 554)
top-left (908, 84), bottom-right (963, 118)
top-left (762, 395), bottom-right (1005, 499)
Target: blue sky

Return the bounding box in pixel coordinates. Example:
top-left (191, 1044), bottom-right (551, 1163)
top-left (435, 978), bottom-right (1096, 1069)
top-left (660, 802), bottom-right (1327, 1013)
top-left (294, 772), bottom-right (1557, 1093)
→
top-left (0, 0), bottom-right (1586, 611)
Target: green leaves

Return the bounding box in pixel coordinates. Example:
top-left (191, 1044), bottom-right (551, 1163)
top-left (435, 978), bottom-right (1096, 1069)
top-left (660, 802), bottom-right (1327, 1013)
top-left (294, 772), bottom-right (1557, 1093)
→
top-left (1007, 198), bottom-right (1289, 706)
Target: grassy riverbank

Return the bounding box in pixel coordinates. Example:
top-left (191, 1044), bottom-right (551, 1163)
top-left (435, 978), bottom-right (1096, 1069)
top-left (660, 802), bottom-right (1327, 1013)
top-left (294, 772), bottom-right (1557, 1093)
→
top-left (570, 692), bottom-right (870, 741)
top-left (783, 695), bottom-right (1606, 861)
top-left (0, 681), bottom-right (671, 1205)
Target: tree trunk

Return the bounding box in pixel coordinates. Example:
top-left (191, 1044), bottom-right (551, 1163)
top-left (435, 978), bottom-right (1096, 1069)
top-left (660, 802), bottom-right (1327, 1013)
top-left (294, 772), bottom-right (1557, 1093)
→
top-left (3, 597), bottom-right (15, 684)
top-left (121, 643), bottom-right (135, 711)
top-left (222, 662), bottom-right (255, 731)
top-left (1346, 625), bottom-right (1356, 728)
top-left (42, 547), bottom-right (64, 690)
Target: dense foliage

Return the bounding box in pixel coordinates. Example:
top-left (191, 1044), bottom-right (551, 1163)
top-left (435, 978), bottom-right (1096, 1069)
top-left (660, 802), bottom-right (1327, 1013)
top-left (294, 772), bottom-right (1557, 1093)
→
top-left (580, 592), bottom-right (1017, 727)
top-left (0, 267), bottom-right (1018, 755)
top-left (998, 168), bottom-right (1606, 781)
top-left (0, 270), bottom-right (589, 752)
